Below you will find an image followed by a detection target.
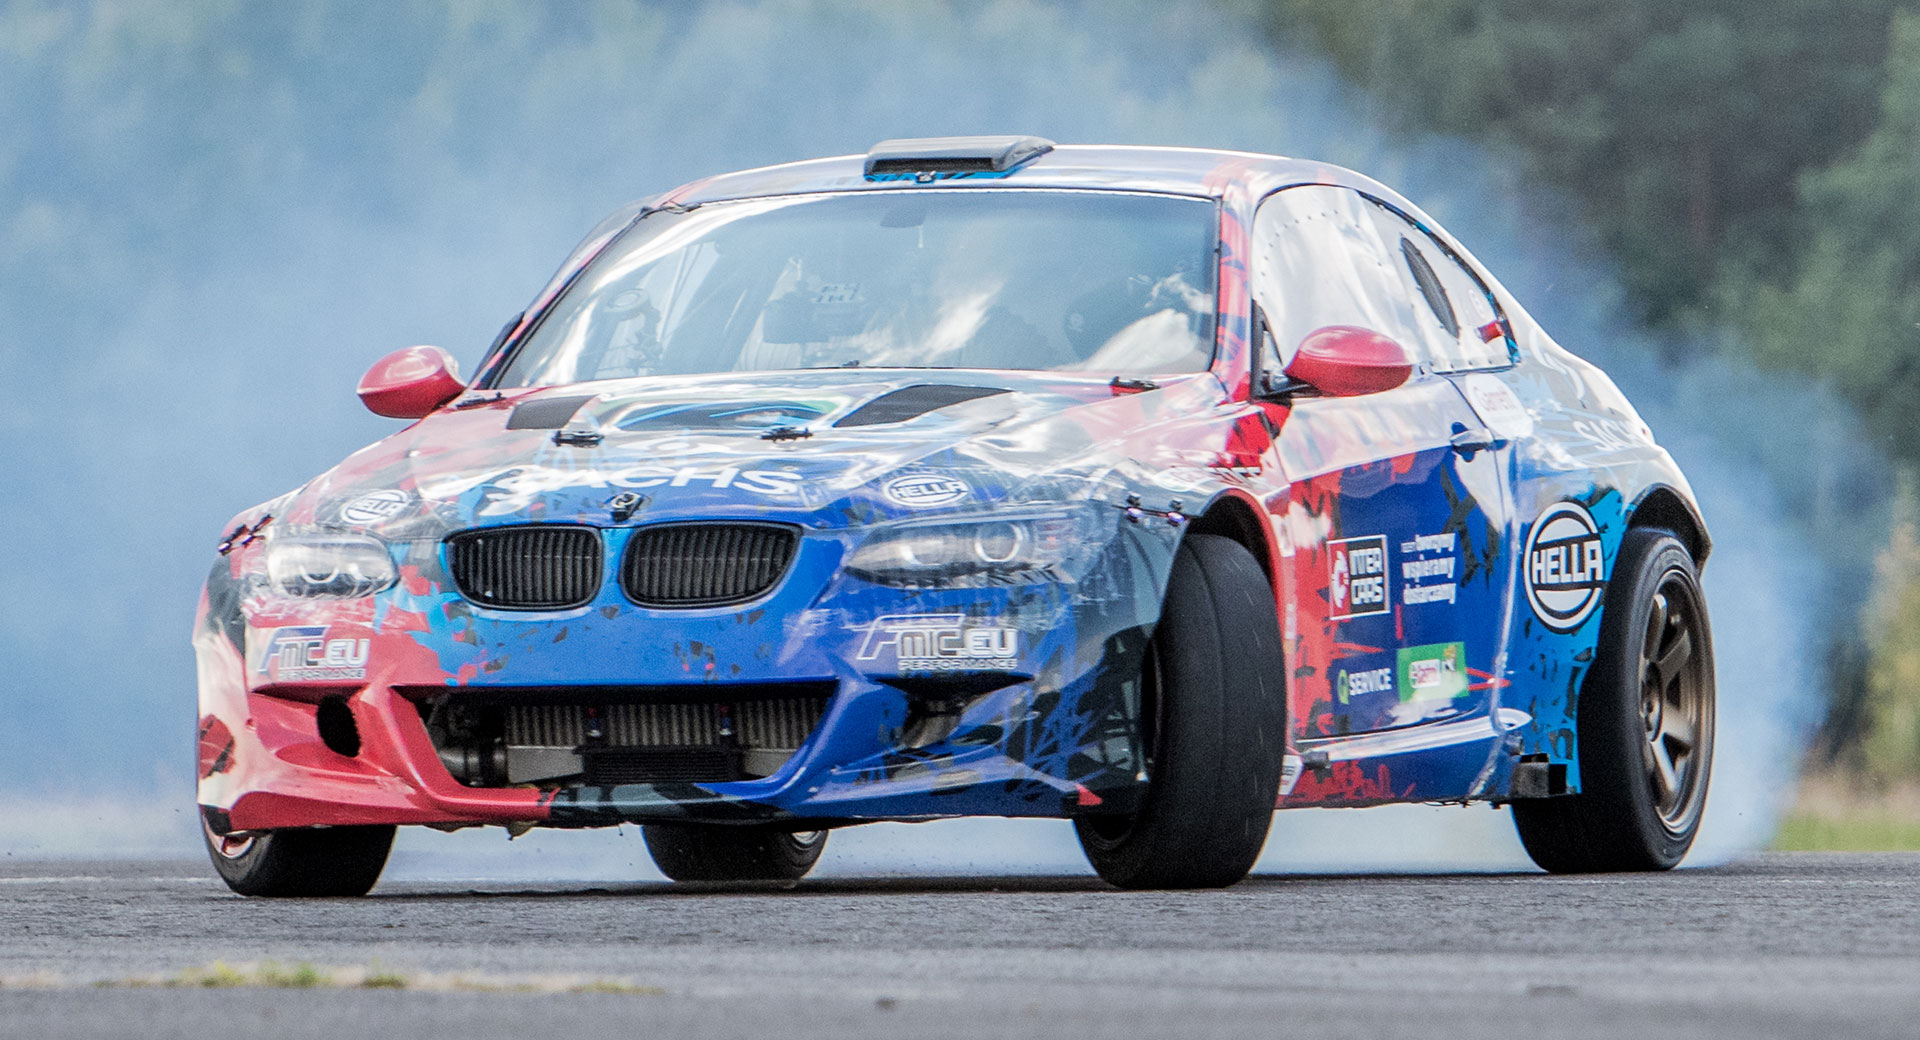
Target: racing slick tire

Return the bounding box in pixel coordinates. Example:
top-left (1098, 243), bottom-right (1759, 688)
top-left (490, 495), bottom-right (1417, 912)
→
top-left (1512, 527), bottom-right (1715, 873)
top-left (202, 821), bottom-right (396, 897)
top-left (642, 824), bottom-right (827, 882)
top-left (1074, 533), bottom-right (1287, 889)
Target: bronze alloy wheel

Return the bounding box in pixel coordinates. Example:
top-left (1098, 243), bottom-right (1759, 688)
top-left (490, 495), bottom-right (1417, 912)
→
top-left (1512, 527), bottom-right (1716, 873)
top-left (1638, 572), bottom-right (1713, 835)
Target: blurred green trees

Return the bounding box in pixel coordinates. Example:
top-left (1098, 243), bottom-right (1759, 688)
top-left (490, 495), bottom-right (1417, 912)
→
top-left (1744, 11), bottom-right (1920, 460)
top-left (1271, 0), bottom-right (1900, 331)
top-left (1861, 477), bottom-right (1920, 784)
top-left (1265, 1), bottom-right (1920, 787)
top-left (1271, 0), bottom-right (1919, 457)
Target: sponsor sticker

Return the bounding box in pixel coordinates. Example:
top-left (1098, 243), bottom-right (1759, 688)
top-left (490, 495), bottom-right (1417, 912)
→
top-left (1397, 641), bottom-right (1467, 702)
top-left (253, 626), bottom-right (370, 682)
top-left (856, 613), bottom-right (1018, 671)
top-left (447, 464), bottom-right (808, 515)
top-left (1328, 535), bottom-right (1389, 620)
top-left (1399, 531), bottom-right (1459, 606)
top-left (1524, 502), bottom-right (1606, 632)
top-left (1460, 373), bottom-right (1533, 439)
top-left (339, 489), bottom-right (411, 526)
top-left (1335, 665), bottom-right (1395, 704)
top-left (882, 474), bottom-right (971, 509)
top-left (1278, 753), bottom-right (1303, 797)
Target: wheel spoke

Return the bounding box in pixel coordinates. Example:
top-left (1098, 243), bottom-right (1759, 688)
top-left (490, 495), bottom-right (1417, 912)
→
top-left (1661, 707), bottom-right (1697, 756)
top-left (1647, 735), bottom-right (1680, 805)
top-left (1642, 593), bottom-right (1670, 673)
top-left (1652, 627), bottom-right (1692, 691)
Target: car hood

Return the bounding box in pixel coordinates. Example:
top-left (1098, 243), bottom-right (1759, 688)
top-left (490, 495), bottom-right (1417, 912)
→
top-left (269, 369), bottom-right (1227, 538)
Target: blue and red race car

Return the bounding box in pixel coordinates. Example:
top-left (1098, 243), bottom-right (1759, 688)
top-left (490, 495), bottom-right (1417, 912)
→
top-left (194, 136), bottom-right (1715, 894)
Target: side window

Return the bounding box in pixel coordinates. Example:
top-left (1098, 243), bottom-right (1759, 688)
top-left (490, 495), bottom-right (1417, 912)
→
top-left (1364, 201), bottom-right (1513, 372)
top-left (1249, 185), bottom-right (1434, 380)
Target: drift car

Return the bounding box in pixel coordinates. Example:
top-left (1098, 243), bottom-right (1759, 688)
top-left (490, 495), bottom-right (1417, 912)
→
top-left (194, 136), bottom-right (1715, 895)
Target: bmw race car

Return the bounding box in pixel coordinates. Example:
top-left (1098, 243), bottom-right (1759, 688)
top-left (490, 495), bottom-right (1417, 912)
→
top-left (194, 136), bottom-right (1715, 895)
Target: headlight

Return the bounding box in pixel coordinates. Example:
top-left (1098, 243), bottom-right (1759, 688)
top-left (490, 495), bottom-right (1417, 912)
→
top-left (264, 531), bottom-right (398, 598)
top-left (845, 513), bottom-right (1090, 587)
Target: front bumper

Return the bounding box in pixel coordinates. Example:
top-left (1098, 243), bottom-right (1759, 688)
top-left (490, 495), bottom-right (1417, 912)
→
top-left (195, 527), bottom-right (1171, 833)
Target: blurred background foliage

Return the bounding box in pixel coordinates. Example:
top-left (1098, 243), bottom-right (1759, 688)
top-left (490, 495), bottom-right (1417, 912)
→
top-left (1264, 0), bottom-right (1920, 800)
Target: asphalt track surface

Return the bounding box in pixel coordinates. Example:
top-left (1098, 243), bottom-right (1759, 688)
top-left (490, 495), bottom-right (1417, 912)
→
top-left (2, 852), bottom-right (1917, 1039)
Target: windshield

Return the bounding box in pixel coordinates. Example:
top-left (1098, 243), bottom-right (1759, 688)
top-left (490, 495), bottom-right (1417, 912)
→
top-left (491, 190), bottom-right (1218, 388)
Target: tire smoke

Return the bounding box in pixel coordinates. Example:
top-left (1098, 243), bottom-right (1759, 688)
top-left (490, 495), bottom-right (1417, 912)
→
top-left (0, 0), bottom-right (1866, 867)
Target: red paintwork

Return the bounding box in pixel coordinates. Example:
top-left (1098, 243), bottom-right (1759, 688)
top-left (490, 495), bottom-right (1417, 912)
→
top-left (356, 345), bottom-right (466, 419)
top-left (1282, 468), bottom-right (1342, 756)
top-left (1288, 760), bottom-right (1402, 804)
top-left (201, 146), bottom-right (1632, 830)
top-left (1286, 326), bottom-right (1415, 397)
top-left (193, 566), bottom-right (549, 831)
top-left (197, 716), bottom-right (233, 779)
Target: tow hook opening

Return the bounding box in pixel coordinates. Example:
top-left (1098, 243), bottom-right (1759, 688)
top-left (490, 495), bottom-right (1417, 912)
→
top-left (877, 673), bottom-right (1027, 750)
top-left (316, 696), bottom-right (362, 758)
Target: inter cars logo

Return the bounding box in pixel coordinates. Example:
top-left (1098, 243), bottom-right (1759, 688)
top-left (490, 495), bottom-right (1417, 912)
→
top-left (1328, 535), bottom-right (1389, 620)
top-left (1525, 502), bottom-right (1606, 632)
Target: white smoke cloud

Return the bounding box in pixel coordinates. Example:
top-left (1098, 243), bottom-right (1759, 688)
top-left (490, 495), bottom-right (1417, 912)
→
top-left (0, 0), bottom-right (1866, 870)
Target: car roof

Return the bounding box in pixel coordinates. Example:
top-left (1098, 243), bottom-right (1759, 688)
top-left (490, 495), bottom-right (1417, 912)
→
top-left (658, 140), bottom-right (1370, 207)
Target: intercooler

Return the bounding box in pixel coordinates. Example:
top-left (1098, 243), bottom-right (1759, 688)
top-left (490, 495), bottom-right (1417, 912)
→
top-left (413, 683), bottom-right (835, 787)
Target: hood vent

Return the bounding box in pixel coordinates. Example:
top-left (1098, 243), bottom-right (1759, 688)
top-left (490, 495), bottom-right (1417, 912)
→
top-left (864, 135), bottom-right (1055, 177)
top-left (834, 384), bottom-right (1010, 428)
top-left (506, 395), bottom-right (595, 430)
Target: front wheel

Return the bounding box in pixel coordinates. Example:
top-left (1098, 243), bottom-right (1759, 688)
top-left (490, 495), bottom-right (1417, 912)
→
top-left (203, 818), bottom-right (395, 897)
top-left (1074, 533), bottom-right (1287, 889)
top-left (1512, 527), bottom-right (1715, 872)
top-left (641, 824), bottom-right (827, 882)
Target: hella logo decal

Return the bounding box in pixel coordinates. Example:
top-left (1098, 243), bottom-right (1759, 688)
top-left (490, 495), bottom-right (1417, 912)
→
top-left (338, 489), bottom-right (411, 526)
top-left (1525, 501), bottom-right (1606, 632)
top-left (882, 474), bottom-right (971, 509)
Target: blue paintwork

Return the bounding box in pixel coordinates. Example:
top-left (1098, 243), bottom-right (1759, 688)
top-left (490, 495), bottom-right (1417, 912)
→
top-left (196, 144), bottom-right (1710, 832)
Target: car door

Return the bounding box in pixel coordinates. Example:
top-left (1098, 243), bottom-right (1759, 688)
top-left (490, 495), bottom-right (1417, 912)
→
top-left (1249, 185), bottom-right (1515, 743)
top-left (1360, 198), bottom-right (1528, 734)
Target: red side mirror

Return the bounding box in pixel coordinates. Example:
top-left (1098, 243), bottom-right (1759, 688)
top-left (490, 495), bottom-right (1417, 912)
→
top-left (356, 346), bottom-right (465, 419)
top-left (1285, 326), bottom-right (1414, 397)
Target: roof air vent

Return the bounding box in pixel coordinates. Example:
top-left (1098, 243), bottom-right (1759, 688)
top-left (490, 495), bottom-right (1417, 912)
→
top-left (864, 135), bottom-right (1056, 177)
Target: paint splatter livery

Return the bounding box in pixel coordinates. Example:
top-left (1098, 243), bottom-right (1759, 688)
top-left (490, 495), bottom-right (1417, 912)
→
top-left (193, 138), bottom-right (1713, 889)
